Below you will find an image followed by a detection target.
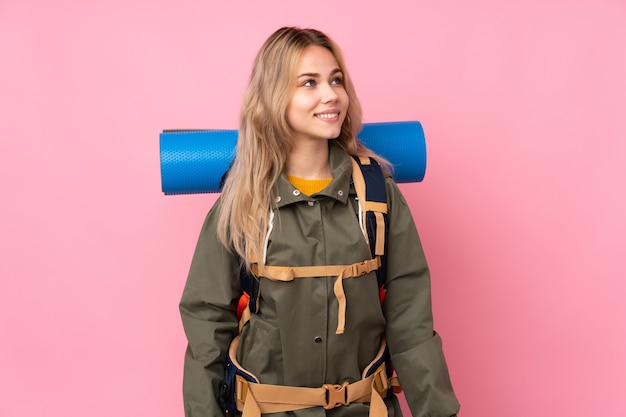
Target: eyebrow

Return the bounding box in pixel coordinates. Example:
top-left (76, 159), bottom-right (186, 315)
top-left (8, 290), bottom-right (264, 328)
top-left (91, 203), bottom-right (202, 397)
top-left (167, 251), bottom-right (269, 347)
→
top-left (297, 68), bottom-right (343, 79)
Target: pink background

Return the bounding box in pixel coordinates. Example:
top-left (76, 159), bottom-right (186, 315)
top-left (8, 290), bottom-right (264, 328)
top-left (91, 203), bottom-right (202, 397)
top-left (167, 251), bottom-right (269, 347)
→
top-left (1, 1), bottom-right (624, 416)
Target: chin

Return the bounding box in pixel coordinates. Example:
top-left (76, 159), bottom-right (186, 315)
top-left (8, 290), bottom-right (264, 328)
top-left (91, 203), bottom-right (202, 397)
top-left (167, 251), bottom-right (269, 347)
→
top-left (324, 127), bottom-right (343, 140)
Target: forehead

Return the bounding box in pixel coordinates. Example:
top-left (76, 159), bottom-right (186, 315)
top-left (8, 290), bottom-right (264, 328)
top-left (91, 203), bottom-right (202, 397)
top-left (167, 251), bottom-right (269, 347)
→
top-left (295, 45), bottom-right (340, 74)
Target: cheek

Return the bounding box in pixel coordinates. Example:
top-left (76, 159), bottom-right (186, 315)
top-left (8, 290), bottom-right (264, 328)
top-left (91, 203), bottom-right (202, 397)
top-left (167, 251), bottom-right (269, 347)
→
top-left (339, 89), bottom-right (349, 107)
top-left (291, 93), bottom-right (315, 111)
top-left (287, 95), bottom-right (315, 124)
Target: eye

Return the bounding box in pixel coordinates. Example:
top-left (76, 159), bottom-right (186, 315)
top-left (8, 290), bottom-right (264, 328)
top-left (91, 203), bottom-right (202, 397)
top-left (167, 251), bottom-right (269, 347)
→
top-left (331, 76), bottom-right (343, 85)
top-left (303, 79), bottom-right (316, 87)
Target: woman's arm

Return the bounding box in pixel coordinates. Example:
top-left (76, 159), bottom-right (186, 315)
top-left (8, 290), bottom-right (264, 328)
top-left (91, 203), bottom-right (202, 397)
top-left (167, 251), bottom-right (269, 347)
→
top-left (179, 202), bottom-right (240, 417)
top-left (383, 179), bottom-right (461, 417)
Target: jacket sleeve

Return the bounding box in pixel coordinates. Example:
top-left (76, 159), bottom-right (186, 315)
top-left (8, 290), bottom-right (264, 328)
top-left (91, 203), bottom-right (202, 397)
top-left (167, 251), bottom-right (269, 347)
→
top-left (179, 201), bottom-right (240, 417)
top-left (383, 179), bottom-right (461, 417)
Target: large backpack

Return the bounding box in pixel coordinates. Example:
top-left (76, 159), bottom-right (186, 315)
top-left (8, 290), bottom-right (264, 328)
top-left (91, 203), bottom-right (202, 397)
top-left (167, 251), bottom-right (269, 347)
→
top-left (220, 156), bottom-right (400, 416)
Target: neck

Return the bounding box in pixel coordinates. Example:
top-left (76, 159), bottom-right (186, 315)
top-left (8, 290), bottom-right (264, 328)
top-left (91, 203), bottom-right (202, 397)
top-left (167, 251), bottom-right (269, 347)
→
top-left (286, 140), bottom-right (332, 179)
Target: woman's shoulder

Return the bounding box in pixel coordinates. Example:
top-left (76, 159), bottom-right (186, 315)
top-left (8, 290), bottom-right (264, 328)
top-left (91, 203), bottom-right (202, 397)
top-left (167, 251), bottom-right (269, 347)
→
top-left (383, 173), bottom-right (412, 213)
top-left (196, 195), bottom-right (225, 235)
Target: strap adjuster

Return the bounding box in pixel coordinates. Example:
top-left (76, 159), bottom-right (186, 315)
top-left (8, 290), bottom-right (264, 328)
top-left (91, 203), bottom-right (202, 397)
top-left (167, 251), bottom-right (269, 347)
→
top-left (351, 261), bottom-right (368, 277)
top-left (323, 382), bottom-right (349, 409)
top-left (371, 365), bottom-right (389, 394)
top-left (235, 375), bottom-right (251, 403)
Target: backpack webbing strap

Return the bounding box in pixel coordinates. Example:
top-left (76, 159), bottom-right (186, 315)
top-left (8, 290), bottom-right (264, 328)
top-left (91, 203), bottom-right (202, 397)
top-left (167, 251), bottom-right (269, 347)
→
top-left (238, 370), bottom-right (395, 417)
top-left (231, 336), bottom-right (400, 417)
top-left (247, 257), bottom-right (381, 335)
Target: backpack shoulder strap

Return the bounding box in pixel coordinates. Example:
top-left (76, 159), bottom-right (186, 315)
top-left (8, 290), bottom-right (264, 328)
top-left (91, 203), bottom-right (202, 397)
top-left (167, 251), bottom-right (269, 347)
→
top-left (350, 156), bottom-right (389, 294)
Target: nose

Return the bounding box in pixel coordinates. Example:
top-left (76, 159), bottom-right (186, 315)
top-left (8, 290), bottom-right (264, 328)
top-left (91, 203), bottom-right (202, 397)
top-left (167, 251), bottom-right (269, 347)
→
top-left (321, 82), bottom-right (339, 104)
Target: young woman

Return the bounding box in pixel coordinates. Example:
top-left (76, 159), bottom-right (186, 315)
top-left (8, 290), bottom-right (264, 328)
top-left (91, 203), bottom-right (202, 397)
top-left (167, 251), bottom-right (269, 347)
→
top-left (180, 27), bottom-right (460, 417)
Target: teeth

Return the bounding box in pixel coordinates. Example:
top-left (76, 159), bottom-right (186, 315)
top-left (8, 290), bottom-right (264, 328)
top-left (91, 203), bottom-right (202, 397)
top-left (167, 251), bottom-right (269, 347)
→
top-left (316, 113), bottom-right (339, 119)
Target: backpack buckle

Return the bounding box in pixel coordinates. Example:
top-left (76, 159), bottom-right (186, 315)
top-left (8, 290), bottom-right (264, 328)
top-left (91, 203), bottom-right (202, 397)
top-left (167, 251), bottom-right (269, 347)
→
top-left (323, 382), bottom-right (349, 409)
top-left (351, 261), bottom-right (368, 277)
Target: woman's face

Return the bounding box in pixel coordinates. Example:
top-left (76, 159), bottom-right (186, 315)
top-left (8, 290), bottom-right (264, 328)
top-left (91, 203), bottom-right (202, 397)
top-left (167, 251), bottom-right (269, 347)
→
top-left (286, 45), bottom-right (349, 145)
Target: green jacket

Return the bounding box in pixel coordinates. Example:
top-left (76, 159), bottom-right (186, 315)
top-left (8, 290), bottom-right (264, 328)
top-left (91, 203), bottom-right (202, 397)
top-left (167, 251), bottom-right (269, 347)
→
top-left (180, 144), bottom-right (460, 417)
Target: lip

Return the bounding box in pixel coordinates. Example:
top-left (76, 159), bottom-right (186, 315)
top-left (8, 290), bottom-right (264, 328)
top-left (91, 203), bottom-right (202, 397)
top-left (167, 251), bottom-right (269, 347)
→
top-left (314, 110), bottom-right (341, 121)
top-left (315, 109), bottom-right (340, 116)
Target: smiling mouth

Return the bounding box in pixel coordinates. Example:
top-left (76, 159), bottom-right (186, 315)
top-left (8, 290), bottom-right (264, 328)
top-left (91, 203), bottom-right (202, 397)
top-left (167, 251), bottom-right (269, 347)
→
top-left (315, 112), bottom-right (339, 119)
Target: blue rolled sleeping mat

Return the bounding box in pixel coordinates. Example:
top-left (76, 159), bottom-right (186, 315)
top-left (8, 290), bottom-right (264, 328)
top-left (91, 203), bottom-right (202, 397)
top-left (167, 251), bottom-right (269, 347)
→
top-left (159, 120), bottom-right (426, 195)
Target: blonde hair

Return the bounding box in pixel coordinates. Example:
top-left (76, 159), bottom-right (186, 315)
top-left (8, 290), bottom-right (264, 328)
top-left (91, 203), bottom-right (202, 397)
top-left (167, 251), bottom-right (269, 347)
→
top-left (217, 27), bottom-right (387, 266)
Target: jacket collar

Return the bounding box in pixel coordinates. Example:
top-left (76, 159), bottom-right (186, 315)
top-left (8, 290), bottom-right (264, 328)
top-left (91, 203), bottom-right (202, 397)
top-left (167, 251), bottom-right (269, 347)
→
top-left (274, 142), bottom-right (353, 208)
